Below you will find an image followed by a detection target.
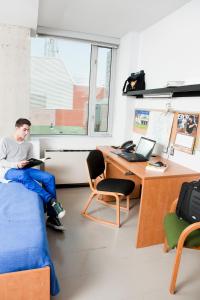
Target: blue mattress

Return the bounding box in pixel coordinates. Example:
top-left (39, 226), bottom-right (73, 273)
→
top-left (0, 182), bottom-right (59, 296)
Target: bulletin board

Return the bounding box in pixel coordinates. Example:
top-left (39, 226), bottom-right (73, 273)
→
top-left (170, 112), bottom-right (200, 154)
top-left (133, 109), bottom-right (174, 153)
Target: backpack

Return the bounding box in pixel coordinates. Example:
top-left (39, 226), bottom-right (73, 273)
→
top-left (176, 180), bottom-right (200, 223)
top-left (122, 70), bottom-right (145, 94)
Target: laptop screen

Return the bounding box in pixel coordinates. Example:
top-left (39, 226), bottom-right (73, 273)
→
top-left (135, 137), bottom-right (156, 159)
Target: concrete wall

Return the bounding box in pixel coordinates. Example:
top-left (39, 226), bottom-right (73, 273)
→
top-left (0, 0), bottom-right (39, 137)
top-left (0, 24), bottom-right (30, 136)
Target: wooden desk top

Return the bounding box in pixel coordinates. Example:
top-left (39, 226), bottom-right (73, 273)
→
top-left (98, 146), bottom-right (200, 180)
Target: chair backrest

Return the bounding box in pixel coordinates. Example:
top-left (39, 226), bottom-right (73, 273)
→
top-left (87, 150), bottom-right (105, 180)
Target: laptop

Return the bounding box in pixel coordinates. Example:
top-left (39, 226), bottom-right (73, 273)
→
top-left (118, 137), bottom-right (156, 162)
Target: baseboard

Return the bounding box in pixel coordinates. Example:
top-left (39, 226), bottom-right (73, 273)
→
top-left (56, 183), bottom-right (89, 188)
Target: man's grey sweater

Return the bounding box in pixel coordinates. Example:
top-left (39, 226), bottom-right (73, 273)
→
top-left (0, 137), bottom-right (33, 180)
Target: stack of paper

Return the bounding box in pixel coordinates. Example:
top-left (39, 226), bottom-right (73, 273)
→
top-left (145, 164), bottom-right (168, 172)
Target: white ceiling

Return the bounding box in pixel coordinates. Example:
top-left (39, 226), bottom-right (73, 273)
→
top-left (38, 0), bottom-right (191, 38)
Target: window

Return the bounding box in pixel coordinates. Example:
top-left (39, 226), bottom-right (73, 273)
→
top-left (30, 36), bottom-right (116, 135)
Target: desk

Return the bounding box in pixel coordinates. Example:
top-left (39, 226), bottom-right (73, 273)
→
top-left (98, 146), bottom-right (200, 248)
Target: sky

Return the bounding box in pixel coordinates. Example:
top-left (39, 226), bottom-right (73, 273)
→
top-left (31, 36), bottom-right (110, 86)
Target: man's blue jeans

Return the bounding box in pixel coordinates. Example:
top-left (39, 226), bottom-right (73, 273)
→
top-left (5, 168), bottom-right (56, 204)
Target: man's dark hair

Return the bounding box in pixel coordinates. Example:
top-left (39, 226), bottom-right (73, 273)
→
top-left (188, 115), bottom-right (194, 122)
top-left (15, 118), bottom-right (31, 128)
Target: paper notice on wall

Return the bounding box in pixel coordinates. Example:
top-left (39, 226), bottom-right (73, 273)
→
top-left (133, 110), bottom-right (149, 134)
top-left (175, 133), bottom-right (195, 148)
top-left (173, 133), bottom-right (195, 154)
top-left (146, 111), bottom-right (174, 153)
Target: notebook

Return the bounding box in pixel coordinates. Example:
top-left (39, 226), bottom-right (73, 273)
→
top-left (118, 137), bottom-right (156, 162)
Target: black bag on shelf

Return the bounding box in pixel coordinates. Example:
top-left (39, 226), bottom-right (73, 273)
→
top-left (122, 70), bottom-right (145, 94)
top-left (176, 180), bottom-right (200, 223)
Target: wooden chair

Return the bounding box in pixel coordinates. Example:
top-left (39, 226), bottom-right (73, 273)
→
top-left (81, 150), bottom-right (135, 227)
top-left (163, 198), bottom-right (200, 294)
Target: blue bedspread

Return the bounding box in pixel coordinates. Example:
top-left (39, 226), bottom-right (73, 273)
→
top-left (0, 182), bottom-right (59, 296)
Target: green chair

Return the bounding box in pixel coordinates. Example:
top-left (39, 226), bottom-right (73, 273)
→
top-left (163, 199), bottom-right (200, 294)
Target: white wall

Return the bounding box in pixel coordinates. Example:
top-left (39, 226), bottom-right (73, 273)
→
top-left (124, 0), bottom-right (200, 171)
top-left (0, 24), bottom-right (30, 136)
top-left (0, 0), bottom-right (39, 31)
top-left (112, 32), bottom-right (140, 144)
top-left (138, 0), bottom-right (200, 89)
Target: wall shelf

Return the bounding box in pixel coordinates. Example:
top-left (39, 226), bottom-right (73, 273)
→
top-left (123, 84), bottom-right (200, 98)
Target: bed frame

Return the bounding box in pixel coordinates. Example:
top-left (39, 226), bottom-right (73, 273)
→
top-left (0, 266), bottom-right (50, 300)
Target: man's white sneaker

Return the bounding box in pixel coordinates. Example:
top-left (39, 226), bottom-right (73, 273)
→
top-left (46, 216), bottom-right (65, 231)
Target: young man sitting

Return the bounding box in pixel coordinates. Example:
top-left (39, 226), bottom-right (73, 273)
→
top-left (0, 118), bottom-right (65, 231)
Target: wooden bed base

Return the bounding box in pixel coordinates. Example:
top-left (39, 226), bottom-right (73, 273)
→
top-left (0, 266), bottom-right (50, 300)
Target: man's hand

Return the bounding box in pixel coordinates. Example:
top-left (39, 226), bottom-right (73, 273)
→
top-left (17, 160), bottom-right (29, 168)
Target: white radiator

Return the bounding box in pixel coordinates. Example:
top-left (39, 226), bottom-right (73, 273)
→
top-left (44, 150), bottom-right (91, 184)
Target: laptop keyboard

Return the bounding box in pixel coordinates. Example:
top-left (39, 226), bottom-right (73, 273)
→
top-left (118, 152), bottom-right (147, 162)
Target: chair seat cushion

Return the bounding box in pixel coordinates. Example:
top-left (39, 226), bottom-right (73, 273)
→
top-left (164, 213), bottom-right (200, 249)
top-left (96, 178), bottom-right (135, 196)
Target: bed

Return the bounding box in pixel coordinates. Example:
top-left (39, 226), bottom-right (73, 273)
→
top-left (0, 182), bottom-right (59, 299)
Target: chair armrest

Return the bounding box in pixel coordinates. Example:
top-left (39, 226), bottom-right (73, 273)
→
top-left (178, 222), bottom-right (200, 249)
top-left (104, 160), bottom-right (107, 178)
top-left (170, 198), bottom-right (178, 213)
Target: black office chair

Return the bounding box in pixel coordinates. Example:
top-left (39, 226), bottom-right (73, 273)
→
top-left (81, 150), bottom-right (135, 227)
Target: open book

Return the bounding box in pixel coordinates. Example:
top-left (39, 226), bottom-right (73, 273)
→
top-left (23, 157), bottom-right (51, 169)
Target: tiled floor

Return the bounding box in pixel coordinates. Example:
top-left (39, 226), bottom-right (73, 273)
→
top-left (47, 187), bottom-right (200, 300)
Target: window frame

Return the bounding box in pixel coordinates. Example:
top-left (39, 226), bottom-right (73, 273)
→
top-left (31, 33), bottom-right (117, 137)
top-left (88, 44), bottom-right (117, 137)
